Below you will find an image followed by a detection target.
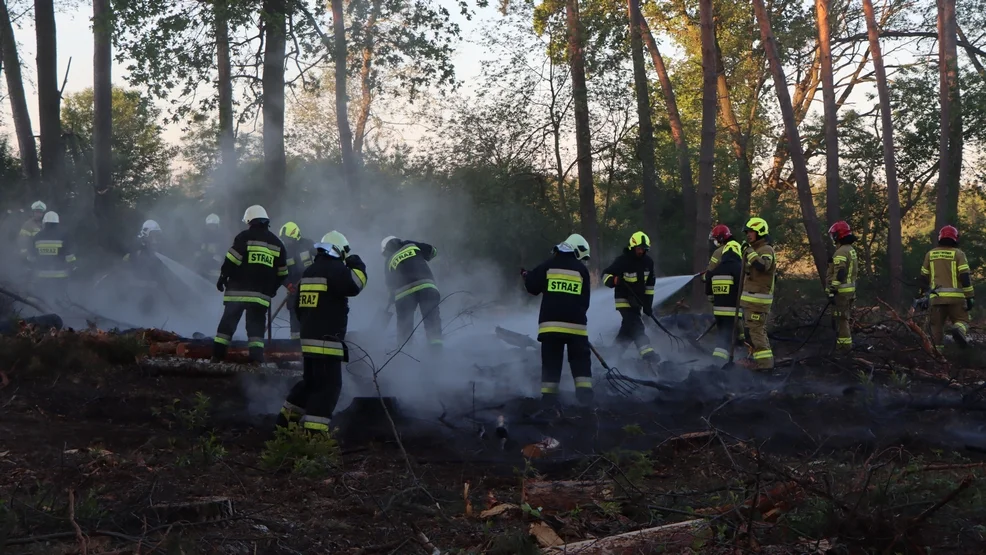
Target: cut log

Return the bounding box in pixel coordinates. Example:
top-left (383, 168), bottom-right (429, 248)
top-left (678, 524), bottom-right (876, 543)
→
top-left (149, 341), bottom-right (179, 356)
top-left (522, 480), bottom-right (615, 512)
top-left (543, 519), bottom-right (709, 554)
top-left (175, 343), bottom-right (301, 360)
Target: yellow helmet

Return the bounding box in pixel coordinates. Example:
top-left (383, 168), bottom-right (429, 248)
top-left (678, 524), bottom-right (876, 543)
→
top-left (279, 221), bottom-right (301, 240)
top-left (722, 241), bottom-right (742, 258)
top-left (744, 217), bottom-right (769, 237)
top-left (559, 233), bottom-right (590, 261)
top-left (317, 230), bottom-right (351, 258)
top-left (628, 231), bottom-right (650, 250)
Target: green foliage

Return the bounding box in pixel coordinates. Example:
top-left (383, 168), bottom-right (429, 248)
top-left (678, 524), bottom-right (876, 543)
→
top-left (177, 433), bottom-right (228, 467)
top-left (605, 448), bottom-right (654, 484)
top-left (61, 87), bottom-right (177, 206)
top-left (260, 423), bottom-right (340, 477)
top-left (155, 392), bottom-right (212, 432)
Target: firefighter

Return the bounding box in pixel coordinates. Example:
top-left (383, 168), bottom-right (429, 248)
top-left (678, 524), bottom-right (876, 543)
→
top-left (279, 222), bottom-right (316, 341)
top-left (277, 231), bottom-right (367, 432)
top-left (705, 224), bottom-right (742, 277)
top-left (18, 201), bottom-right (47, 256)
top-left (601, 231), bottom-right (658, 361)
top-left (740, 217), bottom-right (776, 370)
top-left (826, 221), bottom-right (858, 351)
top-left (212, 205), bottom-right (289, 363)
top-left (915, 225), bottom-right (975, 351)
top-left (704, 241), bottom-right (742, 363)
top-left (31, 211), bottom-right (77, 283)
top-left (381, 235), bottom-right (443, 350)
top-left (522, 233), bottom-right (593, 406)
top-left (195, 214), bottom-right (224, 281)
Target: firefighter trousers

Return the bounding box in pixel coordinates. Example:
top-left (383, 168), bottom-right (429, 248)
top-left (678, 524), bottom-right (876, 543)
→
top-left (212, 301), bottom-right (267, 362)
top-left (743, 307), bottom-right (773, 370)
top-left (616, 307), bottom-right (655, 359)
top-left (277, 356), bottom-right (343, 433)
top-left (832, 295), bottom-right (854, 350)
top-left (929, 302), bottom-right (970, 351)
top-left (712, 315), bottom-right (739, 362)
top-left (540, 335), bottom-right (593, 405)
top-left (395, 288), bottom-right (443, 348)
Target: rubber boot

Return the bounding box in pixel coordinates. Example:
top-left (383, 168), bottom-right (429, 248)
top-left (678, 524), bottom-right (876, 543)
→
top-left (950, 326), bottom-right (969, 348)
top-left (211, 342), bottom-right (227, 363)
top-left (575, 388), bottom-right (594, 406)
top-left (248, 346), bottom-right (265, 364)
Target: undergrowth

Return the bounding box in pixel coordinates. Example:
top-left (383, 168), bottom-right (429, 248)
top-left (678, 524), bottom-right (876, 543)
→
top-left (260, 423), bottom-right (340, 477)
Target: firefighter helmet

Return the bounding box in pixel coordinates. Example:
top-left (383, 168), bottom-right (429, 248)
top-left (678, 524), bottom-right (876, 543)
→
top-left (242, 205), bottom-right (269, 224)
top-left (206, 213), bottom-right (220, 225)
top-left (628, 231), bottom-right (650, 250)
top-left (709, 224), bottom-right (732, 246)
top-left (31, 201), bottom-right (47, 212)
top-left (744, 217), bottom-right (769, 237)
top-left (938, 225), bottom-right (959, 243)
top-left (722, 241), bottom-right (742, 258)
top-left (317, 230), bottom-right (351, 258)
top-left (42, 211), bottom-right (59, 224)
top-left (560, 233), bottom-right (591, 261)
top-left (279, 221), bottom-right (301, 240)
top-left (139, 219), bottom-right (162, 238)
top-left (381, 235), bottom-right (399, 255)
top-left (829, 221), bottom-right (852, 242)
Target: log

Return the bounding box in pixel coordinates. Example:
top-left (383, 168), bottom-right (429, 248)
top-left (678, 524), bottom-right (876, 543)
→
top-left (175, 343), bottom-right (301, 360)
top-left (149, 341), bottom-right (179, 356)
top-left (522, 480), bottom-right (615, 512)
top-left (543, 518), bottom-right (709, 554)
top-left (145, 496), bottom-right (233, 525)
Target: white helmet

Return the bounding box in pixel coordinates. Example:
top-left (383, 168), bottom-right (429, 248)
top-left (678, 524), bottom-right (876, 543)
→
top-left (139, 219), bottom-right (162, 238)
top-left (317, 230), bottom-right (351, 258)
top-left (206, 213), bottom-right (221, 225)
top-left (242, 205), bottom-right (269, 224)
top-left (42, 211), bottom-right (59, 224)
top-left (381, 235), bottom-right (399, 255)
top-left (31, 200), bottom-right (47, 212)
top-left (558, 233), bottom-right (590, 261)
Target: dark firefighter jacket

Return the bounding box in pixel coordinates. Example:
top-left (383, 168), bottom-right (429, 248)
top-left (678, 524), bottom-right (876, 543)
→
top-left (602, 250), bottom-right (656, 313)
top-left (284, 236), bottom-right (316, 284)
top-left (295, 253), bottom-right (367, 360)
top-left (31, 226), bottom-right (77, 279)
top-left (384, 240), bottom-right (438, 302)
top-left (705, 249), bottom-right (742, 316)
top-left (524, 251), bottom-right (591, 340)
top-left (220, 224), bottom-right (289, 307)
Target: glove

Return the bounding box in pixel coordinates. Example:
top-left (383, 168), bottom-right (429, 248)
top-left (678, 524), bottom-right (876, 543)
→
top-left (967, 297), bottom-right (975, 311)
top-left (611, 276), bottom-right (620, 286)
top-left (216, 275), bottom-right (227, 292)
top-left (912, 297), bottom-right (929, 311)
top-left (520, 268), bottom-right (528, 278)
top-left (285, 282), bottom-right (297, 294)
top-left (827, 290), bottom-right (835, 304)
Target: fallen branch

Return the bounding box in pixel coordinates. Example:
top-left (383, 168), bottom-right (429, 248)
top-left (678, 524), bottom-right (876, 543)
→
top-left (882, 475), bottom-right (975, 555)
top-left (900, 462), bottom-right (986, 478)
top-left (522, 480), bottom-right (616, 512)
top-left (543, 519), bottom-right (709, 553)
top-left (877, 299), bottom-right (944, 362)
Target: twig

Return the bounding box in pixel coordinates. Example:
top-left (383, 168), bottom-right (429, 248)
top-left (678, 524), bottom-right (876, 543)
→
top-left (68, 489), bottom-right (88, 555)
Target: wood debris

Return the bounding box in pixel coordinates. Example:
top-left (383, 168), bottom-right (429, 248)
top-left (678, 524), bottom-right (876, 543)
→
top-left (543, 518), bottom-right (709, 554)
top-left (529, 522), bottom-right (565, 547)
top-left (522, 480), bottom-right (615, 512)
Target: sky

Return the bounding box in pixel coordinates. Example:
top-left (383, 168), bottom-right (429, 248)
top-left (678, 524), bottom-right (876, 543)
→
top-left (0, 0), bottom-right (496, 148)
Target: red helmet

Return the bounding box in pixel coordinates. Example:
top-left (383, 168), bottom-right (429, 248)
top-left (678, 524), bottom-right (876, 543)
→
top-left (939, 225), bottom-right (959, 243)
top-left (828, 221), bottom-right (851, 241)
top-left (709, 224), bottom-right (732, 246)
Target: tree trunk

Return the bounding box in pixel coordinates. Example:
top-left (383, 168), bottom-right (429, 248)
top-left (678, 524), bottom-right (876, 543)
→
top-left (262, 0), bottom-right (287, 195)
top-left (331, 0), bottom-right (361, 206)
top-left (816, 0), bottom-right (839, 225)
top-left (93, 0), bottom-right (112, 220)
top-left (0, 0), bottom-right (39, 185)
top-left (957, 24), bottom-right (986, 80)
top-left (695, 0), bottom-right (715, 300)
top-left (752, 0), bottom-right (828, 282)
top-left (713, 35), bottom-right (752, 219)
top-left (216, 0), bottom-right (235, 173)
top-left (627, 0), bottom-right (658, 243)
top-left (935, 0), bottom-right (960, 229)
top-left (765, 46), bottom-right (821, 191)
top-left (35, 0), bottom-right (62, 202)
top-left (862, 0), bottom-right (902, 305)
top-left (566, 0), bottom-right (599, 263)
top-left (639, 15), bottom-right (695, 233)
top-left (353, 0), bottom-right (381, 157)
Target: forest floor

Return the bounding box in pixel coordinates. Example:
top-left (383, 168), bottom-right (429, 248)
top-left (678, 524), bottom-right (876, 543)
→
top-left (2, 302), bottom-right (986, 554)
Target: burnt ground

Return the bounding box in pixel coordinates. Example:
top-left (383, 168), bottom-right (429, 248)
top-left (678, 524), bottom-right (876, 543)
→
top-left (2, 309), bottom-right (986, 554)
